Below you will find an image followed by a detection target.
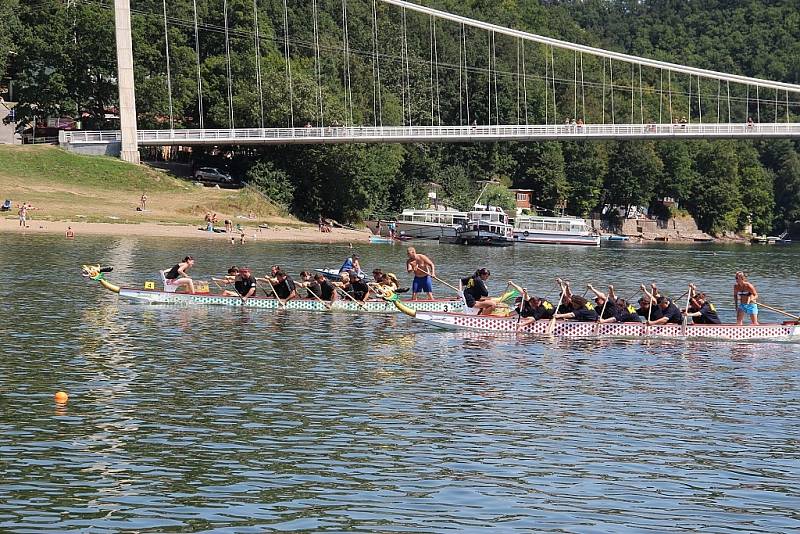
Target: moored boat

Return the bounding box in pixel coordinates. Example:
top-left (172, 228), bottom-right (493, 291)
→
top-left (514, 214), bottom-right (601, 247)
top-left (83, 265), bottom-right (464, 314)
top-left (376, 289), bottom-right (800, 341)
top-left (441, 204), bottom-right (515, 246)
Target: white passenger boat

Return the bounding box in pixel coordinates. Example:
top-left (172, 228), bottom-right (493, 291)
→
top-left (514, 214), bottom-right (600, 247)
top-left (391, 206), bottom-right (468, 239)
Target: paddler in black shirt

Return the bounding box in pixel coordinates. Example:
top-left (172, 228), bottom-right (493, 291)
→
top-left (684, 288), bottom-right (721, 324)
top-left (272, 270), bottom-right (298, 301)
top-left (648, 296), bottom-right (683, 325)
top-left (348, 270), bottom-right (370, 302)
top-left (597, 286), bottom-right (641, 323)
top-left (587, 283), bottom-right (618, 320)
top-left (461, 268), bottom-right (498, 314)
top-left (638, 284), bottom-right (664, 322)
top-left (314, 273), bottom-right (337, 301)
top-left (553, 295), bottom-right (599, 322)
top-left (233, 267), bottom-right (257, 302)
top-left (297, 271), bottom-right (321, 299)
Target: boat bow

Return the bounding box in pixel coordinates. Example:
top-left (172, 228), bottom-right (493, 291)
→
top-left (81, 264), bottom-right (120, 293)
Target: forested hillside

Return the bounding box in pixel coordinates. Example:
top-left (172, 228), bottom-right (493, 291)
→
top-left (3, 0), bottom-right (799, 233)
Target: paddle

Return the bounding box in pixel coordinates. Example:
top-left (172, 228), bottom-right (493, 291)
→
top-left (681, 283), bottom-right (692, 336)
top-left (431, 273), bottom-right (461, 295)
top-left (758, 302), bottom-right (800, 321)
top-left (212, 276), bottom-right (246, 303)
top-left (257, 277), bottom-right (285, 308)
top-left (335, 285), bottom-right (368, 310)
top-left (641, 283), bottom-right (654, 335)
top-left (305, 284), bottom-right (332, 310)
top-left (593, 288), bottom-right (608, 336)
top-left (547, 279), bottom-right (566, 335)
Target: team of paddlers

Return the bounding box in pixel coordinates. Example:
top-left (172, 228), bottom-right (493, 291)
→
top-left (162, 251), bottom-right (762, 326)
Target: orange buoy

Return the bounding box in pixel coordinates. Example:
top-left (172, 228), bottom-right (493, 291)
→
top-left (54, 391), bottom-right (69, 404)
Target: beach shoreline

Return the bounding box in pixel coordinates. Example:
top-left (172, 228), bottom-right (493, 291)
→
top-left (0, 217), bottom-right (371, 244)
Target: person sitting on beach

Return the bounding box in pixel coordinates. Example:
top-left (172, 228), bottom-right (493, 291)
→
top-left (164, 256), bottom-right (196, 293)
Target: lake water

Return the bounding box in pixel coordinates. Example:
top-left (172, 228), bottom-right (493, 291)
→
top-left (1, 234), bottom-right (799, 532)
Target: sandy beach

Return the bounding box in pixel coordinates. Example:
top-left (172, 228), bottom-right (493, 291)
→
top-left (0, 216), bottom-right (371, 244)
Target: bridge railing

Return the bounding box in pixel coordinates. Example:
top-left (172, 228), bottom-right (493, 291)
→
top-left (60, 122), bottom-right (800, 145)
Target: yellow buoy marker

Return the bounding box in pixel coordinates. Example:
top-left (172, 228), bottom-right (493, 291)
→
top-left (54, 391), bottom-right (69, 404)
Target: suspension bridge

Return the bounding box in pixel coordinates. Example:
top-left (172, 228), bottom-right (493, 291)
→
top-left (83, 0), bottom-right (800, 162)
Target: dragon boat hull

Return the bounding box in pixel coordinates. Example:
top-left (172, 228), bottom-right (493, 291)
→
top-left (114, 287), bottom-right (463, 314)
top-left (402, 311), bottom-right (800, 341)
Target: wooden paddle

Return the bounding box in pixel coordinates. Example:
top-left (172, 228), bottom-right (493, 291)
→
top-left (431, 273), bottom-right (461, 295)
top-left (758, 302), bottom-right (800, 321)
top-left (547, 279), bottom-right (566, 335)
top-left (304, 283), bottom-right (332, 310)
top-left (335, 286), bottom-right (368, 310)
top-left (593, 292), bottom-right (608, 336)
top-left (681, 284), bottom-right (692, 336)
top-left (257, 277), bottom-right (285, 308)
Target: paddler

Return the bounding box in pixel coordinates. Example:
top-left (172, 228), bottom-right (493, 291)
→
top-left (163, 256), bottom-right (196, 293)
top-left (638, 284), bottom-right (664, 322)
top-left (461, 268), bottom-right (497, 315)
top-left (510, 284), bottom-right (556, 327)
top-left (552, 295), bottom-right (599, 321)
top-left (586, 283), bottom-right (617, 320)
top-left (297, 271), bottom-right (320, 299)
top-left (599, 286), bottom-right (642, 323)
top-left (647, 296), bottom-right (683, 325)
top-left (406, 246), bottom-right (435, 300)
top-left (684, 284), bottom-right (721, 324)
top-left (271, 270), bottom-right (298, 301)
top-left (228, 267), bottom-right (256, 302)
top-left (313, 273), bottom-right (337, 301)
top-left (347, 270), bottom-right (370, 302)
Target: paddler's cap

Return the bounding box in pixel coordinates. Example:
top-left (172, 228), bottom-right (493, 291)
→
top-left (386, 272), bottom-right (398, 283)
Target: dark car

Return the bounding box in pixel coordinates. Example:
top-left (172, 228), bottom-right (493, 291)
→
top-left (194, 167), bottom-right (234, 185)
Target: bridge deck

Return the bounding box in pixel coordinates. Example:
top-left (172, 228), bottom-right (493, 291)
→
top-left (62, 123), bottom-right (800, 146)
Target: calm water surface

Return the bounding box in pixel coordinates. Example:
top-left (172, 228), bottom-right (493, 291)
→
top-left (1, 234), bottom-right (799, 532)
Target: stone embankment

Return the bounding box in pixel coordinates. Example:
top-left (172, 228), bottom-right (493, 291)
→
top-left (591, 215), bottom-right (723, 242)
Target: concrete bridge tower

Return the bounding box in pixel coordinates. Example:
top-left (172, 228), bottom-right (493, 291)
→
top-left (114, 0), bottom-right (139, 164)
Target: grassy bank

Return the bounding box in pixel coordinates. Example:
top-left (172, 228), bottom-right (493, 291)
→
top-left (0, 145), bottom-right (298, 226)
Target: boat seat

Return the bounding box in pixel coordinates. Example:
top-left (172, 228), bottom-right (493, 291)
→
top-left (160, 269), bottom-right (179, 293)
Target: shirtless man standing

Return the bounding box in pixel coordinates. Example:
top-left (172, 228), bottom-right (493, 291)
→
top-left (406, 246), bottom-right (436, 300)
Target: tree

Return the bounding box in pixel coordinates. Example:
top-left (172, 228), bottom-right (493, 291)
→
top-left (514, 142), bottom-right (567, 212)
top-left (604, 141), bottom-right (662, 210)
top-left (246, 161), bottom-right (294, 208)
top-left (736, 143), bottom-right (774, 234)
top-left (688, 141), bottom-right (742, 235)
top-left (563, 141), bottom-right (608, 216)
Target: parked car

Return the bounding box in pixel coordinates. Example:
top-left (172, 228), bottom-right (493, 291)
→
top-left (194, 167), bottom-right (234, 185)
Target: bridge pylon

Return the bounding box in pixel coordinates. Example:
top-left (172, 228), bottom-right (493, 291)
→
top-left (114, 0), bottom-right (139, 164)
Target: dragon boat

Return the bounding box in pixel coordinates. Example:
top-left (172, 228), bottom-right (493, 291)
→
top-left (81, 265), bottom-right (464, 314)
top-left (375, 288), bottom-right (800, 342)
